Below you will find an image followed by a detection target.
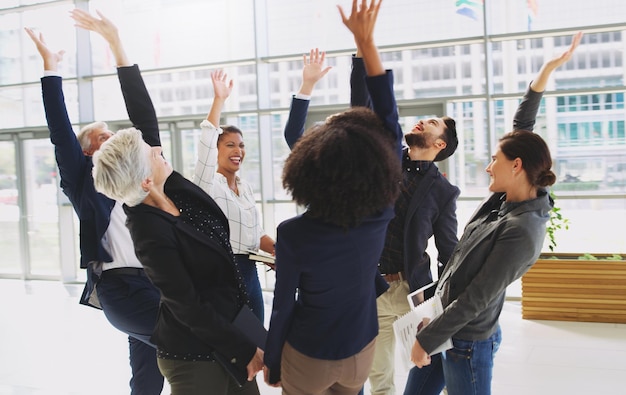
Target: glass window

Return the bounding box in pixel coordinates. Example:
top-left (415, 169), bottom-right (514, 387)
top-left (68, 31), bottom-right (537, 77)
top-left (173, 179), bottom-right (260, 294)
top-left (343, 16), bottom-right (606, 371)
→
top-left (266, 0), bottom-right (483, 56)
top-left (24, 138), bottom-right (60, 277)
top-left (0, 84), bottom-right (54, 129)
top-left (89, 0), bottom-right (256, 70)
top-left (0, 141), bottom-right (20, 275)
top-left (1, 4), bottom-right (76, 85)
top-left (489, 0), bottom-right (626, 34)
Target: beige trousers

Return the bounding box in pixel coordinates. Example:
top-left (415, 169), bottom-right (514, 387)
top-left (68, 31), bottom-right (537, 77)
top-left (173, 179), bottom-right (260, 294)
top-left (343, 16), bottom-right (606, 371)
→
top-left (368, 280), bottom-right (411, 395)
top-left (281, 338), bottom-right (376, 395)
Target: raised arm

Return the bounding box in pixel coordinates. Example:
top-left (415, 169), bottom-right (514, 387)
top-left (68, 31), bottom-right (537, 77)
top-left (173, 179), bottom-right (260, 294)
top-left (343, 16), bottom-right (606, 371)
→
top-left (339, 0), bottom-right (402, 159)
top-left (24, 28), bottom-right (64, 72)
top-left (70, 9), bottom-right (161, 147)
top-left (298, 48), bottom-right (332, 96)
top-left (25, 28), bottom-right (89, 205)
top-left (284, 49), bottom-right (331, 149)
top-left (531, 32), bottom-right (582, 93)
top-left (514, 32), bottom-right (583, 131)
top-left (338, 0), bottom-right (385, 77)
top-left (194, 70), bottom-right (233, 191)
top-left (70, 9), bottom-right (129, 67)
top-left (206, 69), bottom-right (233, 126)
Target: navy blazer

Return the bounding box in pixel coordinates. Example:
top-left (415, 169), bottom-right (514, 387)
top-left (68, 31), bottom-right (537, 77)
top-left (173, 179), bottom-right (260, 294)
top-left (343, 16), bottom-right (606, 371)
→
top-left (124, 171), bottom-right (257, 375)
top-left (41, 65), bottom-right (159, 307)
top-left (286, 58), bottom-right (460, 293)
top-left (265, 71), bottom-right (403, 384)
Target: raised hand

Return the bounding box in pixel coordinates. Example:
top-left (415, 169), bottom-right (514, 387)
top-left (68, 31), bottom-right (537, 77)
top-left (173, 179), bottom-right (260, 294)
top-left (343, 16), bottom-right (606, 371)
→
top-left (531, 32), bottom-right (583, 92)
top-left (299, 48), bottom-right (332, 95)
top-left (24, 28), bottom-right (65, 72)
top-left (70, 9), bottom-right (119, 45)
top-left (337, 0), bottom-right (382, 47)
top-left (337, 0), bottom-right (385, 76)
top-left (206, 69), bottom-right (233, 126)
top-left (545, 31), bottom-right (583, 70)
top-left (70, 9), bottom-right (129, 67)
top-left (210, 69), bottom-right (234, 100)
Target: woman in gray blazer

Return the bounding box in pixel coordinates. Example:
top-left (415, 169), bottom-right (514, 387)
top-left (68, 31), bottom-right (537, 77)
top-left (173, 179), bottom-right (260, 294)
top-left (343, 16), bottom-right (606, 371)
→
top-left (409, 32), bottom-right (583, 395)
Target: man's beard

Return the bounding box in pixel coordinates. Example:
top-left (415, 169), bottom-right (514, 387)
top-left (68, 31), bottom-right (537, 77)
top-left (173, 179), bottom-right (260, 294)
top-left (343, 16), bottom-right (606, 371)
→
top-left (405, 133), bottom-right (430, 148)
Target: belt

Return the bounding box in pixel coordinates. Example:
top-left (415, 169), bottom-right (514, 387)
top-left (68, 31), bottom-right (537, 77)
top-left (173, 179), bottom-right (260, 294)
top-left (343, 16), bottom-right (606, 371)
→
top-left (381, 271), bottom-right (404, 283)
top-left (102, 267), bottom-right (146, 277)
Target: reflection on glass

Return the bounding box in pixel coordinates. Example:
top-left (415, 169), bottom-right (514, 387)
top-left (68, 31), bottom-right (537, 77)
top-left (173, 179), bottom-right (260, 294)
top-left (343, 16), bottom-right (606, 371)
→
top-left (0, 83), bottom-right (77, 130)
top-left (0, 142), bottom-right (21, 274)
top-left (270, 112), bottom-right (292, 200)
top-left (24, 139), bottom-right (60, 276)
top-left (2, 3), bottom-right (76, 85)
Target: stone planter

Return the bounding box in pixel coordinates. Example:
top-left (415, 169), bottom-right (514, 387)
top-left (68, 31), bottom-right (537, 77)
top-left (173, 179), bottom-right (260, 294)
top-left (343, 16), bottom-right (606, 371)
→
top-left (521, 253), bottom-right (626, 323)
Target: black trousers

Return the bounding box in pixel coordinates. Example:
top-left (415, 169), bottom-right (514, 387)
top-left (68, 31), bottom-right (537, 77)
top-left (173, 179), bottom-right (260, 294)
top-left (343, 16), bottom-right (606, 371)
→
top-left (97, 270), bottom-right (164, 395)
top-left (157, 358), bottom-right (260, 395)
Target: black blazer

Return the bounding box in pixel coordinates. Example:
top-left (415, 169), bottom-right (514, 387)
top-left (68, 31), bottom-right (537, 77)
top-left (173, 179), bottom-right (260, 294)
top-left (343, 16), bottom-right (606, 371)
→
top-left (350, 56), bottom-right (459, 292)
top-left (124, 171), bottom-right (256, 374)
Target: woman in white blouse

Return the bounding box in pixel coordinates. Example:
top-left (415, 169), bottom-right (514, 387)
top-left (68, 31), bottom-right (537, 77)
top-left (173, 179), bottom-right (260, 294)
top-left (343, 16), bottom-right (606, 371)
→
top-left (194, 70), bottom-right (275, 322)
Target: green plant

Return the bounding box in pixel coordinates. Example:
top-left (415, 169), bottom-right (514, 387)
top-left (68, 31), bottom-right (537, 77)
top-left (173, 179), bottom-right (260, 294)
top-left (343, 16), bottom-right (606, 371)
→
top-left (546, 191), bottom-right (570, 252)
top-left (578, 253), bottom-right (598, 260)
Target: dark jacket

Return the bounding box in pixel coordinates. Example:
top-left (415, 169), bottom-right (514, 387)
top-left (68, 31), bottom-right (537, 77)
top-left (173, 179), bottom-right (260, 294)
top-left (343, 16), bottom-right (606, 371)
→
top-left (124, 171), bottom-right (257, 375)
top-left (349, 56), bottom-right (459, 292)
top-left (40, 65), bottom-right (159, 307)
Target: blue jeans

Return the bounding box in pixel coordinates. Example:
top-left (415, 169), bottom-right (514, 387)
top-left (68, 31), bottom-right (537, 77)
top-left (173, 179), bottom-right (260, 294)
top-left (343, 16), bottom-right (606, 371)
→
top-left (442, 326), bottom-right (502, 395)
top-left (403, 353), bottom-right (444, 395)
top-left (97, 270), bottom-right (164, 395)
top-left (234, 255), bottom-right (264, 323)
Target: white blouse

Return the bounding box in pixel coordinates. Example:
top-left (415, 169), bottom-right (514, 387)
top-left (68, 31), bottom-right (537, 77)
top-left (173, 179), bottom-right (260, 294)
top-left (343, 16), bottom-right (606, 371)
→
top-left (193, 120), bottom-right (264, 254)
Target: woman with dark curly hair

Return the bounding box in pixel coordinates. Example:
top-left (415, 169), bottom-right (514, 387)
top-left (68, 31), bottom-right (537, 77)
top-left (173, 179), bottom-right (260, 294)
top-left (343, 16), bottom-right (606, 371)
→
top-left (283, 107), bottom-right (400, 229)
top-left (263, 1), bottom-right (403, 393)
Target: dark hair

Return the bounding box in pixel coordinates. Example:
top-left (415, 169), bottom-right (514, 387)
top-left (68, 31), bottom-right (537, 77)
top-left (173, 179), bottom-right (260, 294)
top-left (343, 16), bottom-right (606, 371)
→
top-left (499, 130), bottom-right (556, 187)
top-left (218, 125), bottom-right (243, 144)
top-left (433, 116), bottom-right (458, 162)
top-left (282, 107), bottom-right (401, 228)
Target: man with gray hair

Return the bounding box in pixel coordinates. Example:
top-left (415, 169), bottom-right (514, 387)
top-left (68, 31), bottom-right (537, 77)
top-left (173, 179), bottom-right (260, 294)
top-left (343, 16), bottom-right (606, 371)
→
top-left (26, 9), bottom-right (164, 394)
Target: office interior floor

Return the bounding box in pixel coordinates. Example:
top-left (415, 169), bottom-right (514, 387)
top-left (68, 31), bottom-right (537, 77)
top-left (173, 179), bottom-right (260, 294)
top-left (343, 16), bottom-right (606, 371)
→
top-left (0, 279), bottom-right (624, 395)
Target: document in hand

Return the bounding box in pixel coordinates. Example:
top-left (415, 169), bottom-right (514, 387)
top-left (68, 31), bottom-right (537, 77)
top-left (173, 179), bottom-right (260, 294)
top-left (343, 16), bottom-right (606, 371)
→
top-left (393, 282), bottom-right (452, 371)
top-left (212, 305), bottom-right (267, 387)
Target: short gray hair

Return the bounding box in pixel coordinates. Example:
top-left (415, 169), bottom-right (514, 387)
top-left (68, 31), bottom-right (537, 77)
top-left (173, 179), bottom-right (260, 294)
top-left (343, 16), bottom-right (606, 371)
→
top-left (78, 121), bottom-right (108, 152)
top-left (92, 128), bottom-right (151, 207)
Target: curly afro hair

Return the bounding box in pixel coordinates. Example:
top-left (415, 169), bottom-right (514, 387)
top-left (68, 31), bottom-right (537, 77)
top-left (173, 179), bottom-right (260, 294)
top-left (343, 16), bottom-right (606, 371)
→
top-left (283, 107), bottom-right (401, 228)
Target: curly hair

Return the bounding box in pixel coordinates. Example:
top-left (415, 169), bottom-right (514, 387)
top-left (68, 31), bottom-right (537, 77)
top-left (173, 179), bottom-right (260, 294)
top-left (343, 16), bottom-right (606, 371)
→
top-left (499, 130), bottom-right (556, 188)
top-left (283, 107), bottom-right (401, 228)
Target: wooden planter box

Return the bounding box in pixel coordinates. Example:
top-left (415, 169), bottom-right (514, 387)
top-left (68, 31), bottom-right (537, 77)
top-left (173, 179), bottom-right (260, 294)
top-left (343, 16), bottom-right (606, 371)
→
top-left (521, 253), bottom-right (626, 323)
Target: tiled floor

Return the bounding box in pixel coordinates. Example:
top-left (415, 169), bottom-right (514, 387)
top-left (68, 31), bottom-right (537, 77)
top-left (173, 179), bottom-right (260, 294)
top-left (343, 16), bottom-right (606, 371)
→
top-left (0, 279), bottom-right (624, 395)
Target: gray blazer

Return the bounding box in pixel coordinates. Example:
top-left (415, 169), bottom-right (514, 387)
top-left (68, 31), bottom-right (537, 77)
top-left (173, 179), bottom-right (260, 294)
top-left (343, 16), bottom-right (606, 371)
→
top-left (417, 85), bottom-right (554, 353)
